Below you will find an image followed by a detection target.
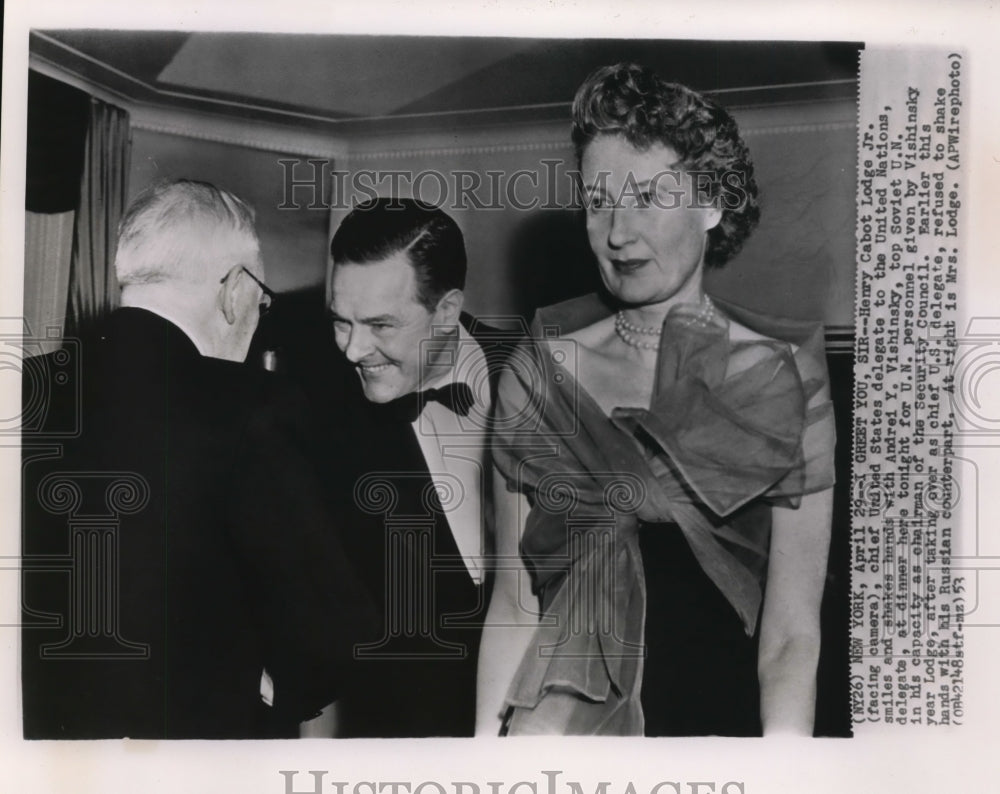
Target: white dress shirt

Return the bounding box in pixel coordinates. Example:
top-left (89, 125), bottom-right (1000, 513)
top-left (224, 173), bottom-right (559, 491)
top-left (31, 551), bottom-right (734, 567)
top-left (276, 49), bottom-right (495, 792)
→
top-left (412, 324), bottom-right (490, 584)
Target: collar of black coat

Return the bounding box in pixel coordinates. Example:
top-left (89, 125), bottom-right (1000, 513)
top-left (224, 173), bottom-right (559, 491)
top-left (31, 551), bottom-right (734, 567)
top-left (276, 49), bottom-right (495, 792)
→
top-left (103, 307), bottom-right (202, 361)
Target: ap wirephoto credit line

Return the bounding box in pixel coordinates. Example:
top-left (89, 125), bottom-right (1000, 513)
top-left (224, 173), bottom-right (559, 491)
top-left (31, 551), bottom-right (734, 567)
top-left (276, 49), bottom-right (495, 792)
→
top-left (851, 47), bottom-right (965, 728)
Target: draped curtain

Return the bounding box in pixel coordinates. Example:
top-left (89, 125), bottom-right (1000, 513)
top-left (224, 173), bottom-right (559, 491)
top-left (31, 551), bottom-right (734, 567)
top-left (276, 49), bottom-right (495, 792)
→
top-left (23, 71), bottom-right (89, 352)
top-left (23, 211), bottom-right (76, 354)
top-left (66, 99), bottom-right (131, 336)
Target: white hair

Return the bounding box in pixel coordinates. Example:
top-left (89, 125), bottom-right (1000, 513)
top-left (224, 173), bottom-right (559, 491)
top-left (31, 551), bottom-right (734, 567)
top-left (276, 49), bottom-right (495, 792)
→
top-left (115, 179), bottom-right (260, 287)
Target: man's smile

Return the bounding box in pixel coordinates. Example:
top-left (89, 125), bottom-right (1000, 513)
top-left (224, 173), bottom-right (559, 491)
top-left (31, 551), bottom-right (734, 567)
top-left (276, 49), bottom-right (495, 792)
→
top-left (358, 362), bottom-right (394, 375)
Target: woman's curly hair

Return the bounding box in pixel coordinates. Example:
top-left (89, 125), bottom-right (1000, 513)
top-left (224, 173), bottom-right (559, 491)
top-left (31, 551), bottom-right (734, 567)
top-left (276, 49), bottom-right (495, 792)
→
top-left (571, 62), bottom-right (760, 268)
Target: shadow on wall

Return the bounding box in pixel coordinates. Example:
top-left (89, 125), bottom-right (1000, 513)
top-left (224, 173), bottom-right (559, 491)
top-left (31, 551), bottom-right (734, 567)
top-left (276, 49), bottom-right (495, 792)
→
top-left (501, 208), bottom-right (603, 322)
top-left (247, 286), bottom-right (334, 375)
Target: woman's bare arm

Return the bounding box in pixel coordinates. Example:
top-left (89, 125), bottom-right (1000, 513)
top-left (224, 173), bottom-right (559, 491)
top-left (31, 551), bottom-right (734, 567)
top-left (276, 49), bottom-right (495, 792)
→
top-left (758, 487), bottom-right (834, 735)
top-left (476, 470), bottom-right (538, 736)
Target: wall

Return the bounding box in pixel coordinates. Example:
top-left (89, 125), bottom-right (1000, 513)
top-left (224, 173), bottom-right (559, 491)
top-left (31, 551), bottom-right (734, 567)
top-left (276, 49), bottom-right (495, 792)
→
top-left (127, 108), bottom-right (347, 294)
top-left (122, 94), bottom-right (855, 332)
top-left (337, 120), bottom-right (579, 320)
top-left (708, 101), bottom-right (857, 328)
top-left (336, 99), bottom-right (857, 329)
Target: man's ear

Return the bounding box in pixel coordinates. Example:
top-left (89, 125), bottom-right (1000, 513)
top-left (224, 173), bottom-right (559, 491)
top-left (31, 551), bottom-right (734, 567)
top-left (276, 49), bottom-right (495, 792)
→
top-left (434, 288), bottom-right (464, 325)
top-left (219, 268), bottom-right (240, 326)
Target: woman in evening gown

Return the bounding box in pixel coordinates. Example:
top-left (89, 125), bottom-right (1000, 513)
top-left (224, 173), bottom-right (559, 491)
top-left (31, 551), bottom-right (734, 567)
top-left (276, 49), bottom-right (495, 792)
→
top-left (477, 62), bottom-right (836, 736)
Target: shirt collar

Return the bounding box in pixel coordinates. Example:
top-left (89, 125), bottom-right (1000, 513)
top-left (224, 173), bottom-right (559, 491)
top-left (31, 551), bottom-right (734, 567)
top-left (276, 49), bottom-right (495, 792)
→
top-left (422, 324), bottom-right (482, 391)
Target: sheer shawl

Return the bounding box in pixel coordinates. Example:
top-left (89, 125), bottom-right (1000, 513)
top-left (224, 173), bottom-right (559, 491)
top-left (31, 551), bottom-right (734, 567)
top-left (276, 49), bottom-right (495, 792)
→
top-left (491, 293), bottom-right (835, 735)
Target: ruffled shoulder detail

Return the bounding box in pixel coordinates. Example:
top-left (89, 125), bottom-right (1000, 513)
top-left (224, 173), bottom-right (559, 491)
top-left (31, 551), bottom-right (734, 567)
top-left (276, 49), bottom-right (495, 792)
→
top-left (492, 294), bottom-right (835, 510)
top-left (711, 296), bottom-right (837, 498)
top-left (611, 298), bottom-right (836, 516)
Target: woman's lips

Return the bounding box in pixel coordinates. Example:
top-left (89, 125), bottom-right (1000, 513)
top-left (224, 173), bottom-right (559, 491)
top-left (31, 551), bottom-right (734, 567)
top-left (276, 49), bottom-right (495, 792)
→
top-left (610, 258), bottom-right (650, 274)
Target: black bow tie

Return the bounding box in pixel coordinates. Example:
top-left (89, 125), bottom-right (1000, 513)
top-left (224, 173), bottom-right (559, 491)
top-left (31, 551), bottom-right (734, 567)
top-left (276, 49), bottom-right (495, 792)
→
top-left (380, 382), bottom-right (475, 422)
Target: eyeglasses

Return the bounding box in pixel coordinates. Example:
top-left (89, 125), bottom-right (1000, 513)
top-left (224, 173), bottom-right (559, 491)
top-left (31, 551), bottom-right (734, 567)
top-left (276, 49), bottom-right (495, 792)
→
top-left (220, 265), bottom-right (276, 317)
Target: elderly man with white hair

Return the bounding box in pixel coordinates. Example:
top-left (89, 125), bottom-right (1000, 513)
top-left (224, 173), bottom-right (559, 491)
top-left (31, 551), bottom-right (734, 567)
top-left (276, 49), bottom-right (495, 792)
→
top-left (21, 179), bottom-right (373, 739)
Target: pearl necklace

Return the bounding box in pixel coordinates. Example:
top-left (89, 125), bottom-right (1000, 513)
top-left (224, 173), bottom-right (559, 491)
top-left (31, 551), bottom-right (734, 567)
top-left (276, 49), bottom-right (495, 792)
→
top-left (614, 311), bottom-right (660, 350)
top-left (613, 297), bottom-right (717, 352)
top-left (615, 313), bottom-right (661, 336)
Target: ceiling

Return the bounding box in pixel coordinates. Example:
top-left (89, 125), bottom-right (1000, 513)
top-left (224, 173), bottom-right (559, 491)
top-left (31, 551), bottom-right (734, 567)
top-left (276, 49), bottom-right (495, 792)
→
top-left (31, 31), bottom-right (861, 133)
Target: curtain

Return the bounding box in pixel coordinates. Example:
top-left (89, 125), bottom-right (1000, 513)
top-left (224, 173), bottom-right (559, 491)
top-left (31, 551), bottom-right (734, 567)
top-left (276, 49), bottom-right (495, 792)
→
top-left (23, 211), bottom-right (76, 354)
top-left (23, 71), bottom-right (89, 352)
top-left (66, 99), bottom-right (131, 336)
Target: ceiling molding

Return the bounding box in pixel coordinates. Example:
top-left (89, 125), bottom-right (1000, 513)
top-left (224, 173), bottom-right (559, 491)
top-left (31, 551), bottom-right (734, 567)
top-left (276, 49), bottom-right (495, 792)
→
top-left (743, 120), bottom-right (856, 137)
top-left (31, 31), bottom-right (860, 138)
top-left (130, 106), bottom-right (348, 159)
top-left (347, 139), bottom-right (572, 163)
top-left (29, 52), bottom-right (134, 109)
top-left (29, 31), bottom-right (360, 130)
top-left (345, 99), bottom-right (856, 163)
top-left (32, 46), bottom-right (855, 166)
top-left (30, 52), bottom-right (349, 159)
top-left (30, 31), bottom-right (857, 164)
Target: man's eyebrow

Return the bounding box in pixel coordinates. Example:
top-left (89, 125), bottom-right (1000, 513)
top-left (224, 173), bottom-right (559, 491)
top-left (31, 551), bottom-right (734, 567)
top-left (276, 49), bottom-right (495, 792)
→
top-left (328, 310), bottom-right (398, 324)
top-left (580, 178), bottom-right (659, 195)
top-left (582, 165), bottom-right (685, 190)
top-left (359, 314), bottom-right (398, 324)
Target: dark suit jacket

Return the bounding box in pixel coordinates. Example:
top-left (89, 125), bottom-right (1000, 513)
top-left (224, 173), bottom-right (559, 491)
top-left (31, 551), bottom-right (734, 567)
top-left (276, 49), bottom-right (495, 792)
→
top-left (306, 313), bottom-right (519, 737)
top-left (21, 308), bottom-right (374, 739)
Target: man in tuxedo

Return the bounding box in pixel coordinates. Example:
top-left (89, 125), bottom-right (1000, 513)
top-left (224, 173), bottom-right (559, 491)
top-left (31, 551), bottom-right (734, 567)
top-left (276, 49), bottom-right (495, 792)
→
top-left (321, 198), bottom-right (511, 737)
top-left (20, 179), bottom-right (373, 739)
